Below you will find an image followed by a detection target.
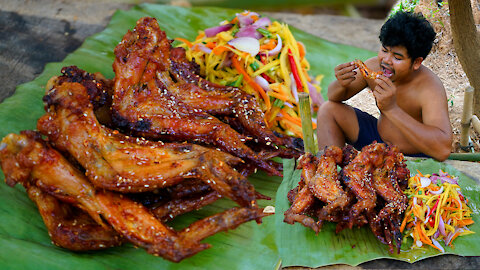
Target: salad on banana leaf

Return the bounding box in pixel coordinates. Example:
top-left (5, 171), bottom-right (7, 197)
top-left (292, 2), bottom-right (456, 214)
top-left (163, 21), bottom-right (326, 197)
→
top-left (174, 11), bottom-right (324, 138)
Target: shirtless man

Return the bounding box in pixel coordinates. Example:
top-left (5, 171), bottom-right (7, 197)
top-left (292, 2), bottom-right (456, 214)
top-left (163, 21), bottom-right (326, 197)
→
top-left (316, 11), bottom-right (452, 161)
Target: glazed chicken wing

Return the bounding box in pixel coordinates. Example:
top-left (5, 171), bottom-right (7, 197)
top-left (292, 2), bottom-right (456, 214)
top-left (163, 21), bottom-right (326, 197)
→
top-left (370, 145), bottom-right (408, 253)
top-left (341, 143), bottom-right (387, 228)
top-left (167, 46), bottom-right (300, 150)
top-left (0, 131), bottom-right (270, 262)
top-left (284, 146), bottom-right (351, 232)
top-left (37, 81), bottom-right (256, 208)
top-left (26, 185), bottom-right (123, 251)
top-left (112, 17), bottom-right (294, 176)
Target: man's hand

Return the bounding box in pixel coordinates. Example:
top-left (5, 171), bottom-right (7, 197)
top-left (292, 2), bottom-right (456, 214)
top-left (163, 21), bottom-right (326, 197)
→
top-left (334, 62), bottom-right (357, 88)
top-left (373, 75), bottom-right (397, 112)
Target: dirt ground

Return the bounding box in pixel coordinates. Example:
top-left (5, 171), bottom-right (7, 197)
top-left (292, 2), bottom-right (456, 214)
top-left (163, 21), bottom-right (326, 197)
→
top-left (346, 0), bottom-right (480, 154)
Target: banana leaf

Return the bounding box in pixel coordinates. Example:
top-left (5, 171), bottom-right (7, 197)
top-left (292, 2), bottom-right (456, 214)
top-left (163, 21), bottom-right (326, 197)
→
top-left (276, 158), bottom-right (480, 268)
top-left (0, 3), bottom-right (390, 270)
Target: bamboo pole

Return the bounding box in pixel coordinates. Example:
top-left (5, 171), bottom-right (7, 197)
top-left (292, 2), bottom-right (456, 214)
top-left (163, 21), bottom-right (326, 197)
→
top-left (298, 92), bottom-right (316, 154)
top-left (460, 86), bottom-right (474, 149)
top-left (472, 115), bottom-right (480, 135)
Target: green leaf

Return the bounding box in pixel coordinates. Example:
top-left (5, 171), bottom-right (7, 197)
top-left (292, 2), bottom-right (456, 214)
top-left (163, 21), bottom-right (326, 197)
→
top-left (276, 159), bottom-right (480, 268)
top-left (0, 3), bottom-right (376, 269)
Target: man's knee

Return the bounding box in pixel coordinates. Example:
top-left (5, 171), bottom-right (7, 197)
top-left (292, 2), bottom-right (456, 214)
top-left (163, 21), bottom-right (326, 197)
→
top-left (317, 101), bottom-right (343, 119)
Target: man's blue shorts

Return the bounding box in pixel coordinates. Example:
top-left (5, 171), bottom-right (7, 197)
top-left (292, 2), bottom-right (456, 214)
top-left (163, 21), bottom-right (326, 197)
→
top-left (349, 108), bottom-right (430, 158)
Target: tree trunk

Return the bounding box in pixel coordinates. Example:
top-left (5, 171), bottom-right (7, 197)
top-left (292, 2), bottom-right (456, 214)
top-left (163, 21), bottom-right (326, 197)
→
top-left (449, 0), bottom-right (480, 115)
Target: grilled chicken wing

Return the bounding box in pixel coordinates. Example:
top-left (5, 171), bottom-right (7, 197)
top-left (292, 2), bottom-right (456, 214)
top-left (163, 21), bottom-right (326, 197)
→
top-left (284, 147), bottom-right (351, 232)
top-left (370, 145), bottom-right (408, 253)
top-left (0, 131), bottom-right (208, 261)
top-left (26, 185), bottom-right (123, 251)
top-left (37, 81), bottom-right (257, 208)
top-left (341, 143), bottom-right (386, 228)
top-left (305, 147), bottom-right (351, 221)
top-left (0, 131), bottom-right (270, 262)
top-left (111, 17), bottom-right (293, 176)
top-left (167, 47), bottom-right (300, 150)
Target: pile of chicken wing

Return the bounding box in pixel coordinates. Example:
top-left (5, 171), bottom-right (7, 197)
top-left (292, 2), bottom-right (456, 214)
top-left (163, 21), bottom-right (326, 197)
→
top-left (0, 17), bottom-right (301, 262)
top-left (284, 143), bottom-right (410, 253)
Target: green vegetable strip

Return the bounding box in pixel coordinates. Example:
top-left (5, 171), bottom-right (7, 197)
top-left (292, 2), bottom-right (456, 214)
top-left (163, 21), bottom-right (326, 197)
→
top-left (227, 74), bottom-right (244, 87)
top-left (257, 28), bottom-right (273, 38)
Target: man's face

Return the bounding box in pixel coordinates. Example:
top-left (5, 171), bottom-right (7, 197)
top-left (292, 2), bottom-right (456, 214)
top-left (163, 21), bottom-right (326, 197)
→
top-left (377, 45), bottom-right (414, 82)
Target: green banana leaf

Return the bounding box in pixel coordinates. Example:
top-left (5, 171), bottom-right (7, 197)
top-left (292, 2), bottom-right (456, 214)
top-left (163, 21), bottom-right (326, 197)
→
top-left (276, 158), bottom-right (480, 268)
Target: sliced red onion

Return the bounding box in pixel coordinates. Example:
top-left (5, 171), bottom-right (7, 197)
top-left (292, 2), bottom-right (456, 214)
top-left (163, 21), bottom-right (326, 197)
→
top-left (429, 185), bottom-right (444, 195)
top-left (205, 24), bottom-right (233, 37)
top-left (431, 238), bottom-right (445, 253)
top-left (267, 34), bottom-right (282, 56)
top-left (236, 13), bottom-right (254, 27)
top-left (420, 176), bottom-right (431, 188)
top-left (431, 174), bottom-right (459, 185)
top-left (228, 37), bottom-right (260, 56)
top-left (254, 75), bottom-right (272, 92)
top-left (413, 196), bottom-right (417, 206)
top-left (444, 231), bottom-right (453, 246)
top-left (252, 17), bottom-right (271, 28)
top-left (235, 25), bottom-right (263, 39)
top-left (456, 197), bottom-right (463, 210)
top-left (424, 205), bottom-right (431, 223)
top-left (289, 73), bottom-right (299, 102)
top-left (438, 170), bottom-right (449, 177)
top-left (218, 51), bottom-right (233, 69)
top-left (445, 228), bottom-right (464, 246)
top-left (439, 215), bottom-right (446, 236)
top-left (284, 102), bottom-right (294, 108)
top-left (192, 43), bottom-right (212, 54)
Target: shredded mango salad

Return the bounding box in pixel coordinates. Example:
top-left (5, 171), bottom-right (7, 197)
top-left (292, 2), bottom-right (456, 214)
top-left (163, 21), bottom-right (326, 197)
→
top-left (174, 11), bottom-right (324, 138)
top-left (401, 170), bottom-right (475, 252)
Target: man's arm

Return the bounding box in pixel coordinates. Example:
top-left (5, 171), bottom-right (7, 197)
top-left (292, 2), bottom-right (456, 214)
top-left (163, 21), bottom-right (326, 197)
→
top-left (376, 77), bottom-right (452, 161)
top-left (327, 61), bottom-right (368, 102)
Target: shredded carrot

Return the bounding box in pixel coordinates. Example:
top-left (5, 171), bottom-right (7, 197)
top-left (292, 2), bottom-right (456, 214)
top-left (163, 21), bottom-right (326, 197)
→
top-left (277, 117), bottom-right (302, 138)
top-left (232, 56), bottom-right (271, 110)
top-left (280, 109), bottom-right (302, 126)
top-left (449, 231), bottom-right (462, 244)
top-left (260, 39), bottom-right (277, 50)
top-left (212, 45), bottom-right (231, 55)
top-left (297, 41), bottom-right (305, 59)
top-left (457, 219), bottom-right (474, 227)
top-left (174, 37), bottom-right (193, 48)
top-left (205, 42), bottom-right (216, 49)
top-left (195, 32), bottom-right (205, 40)
top-left (400, 209), bottom-right (412, 233)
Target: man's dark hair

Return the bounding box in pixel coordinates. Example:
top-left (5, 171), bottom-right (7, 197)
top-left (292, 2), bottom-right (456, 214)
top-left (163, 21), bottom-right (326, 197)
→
top-left (379, 11), bottom-right (436, 60)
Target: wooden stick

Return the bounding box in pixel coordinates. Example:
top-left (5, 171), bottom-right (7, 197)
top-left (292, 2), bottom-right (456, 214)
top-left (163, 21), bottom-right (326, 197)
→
top-left (472, 115), bottom-right (480, 135)
top-left (298, 92), bottom-right (316, 154)
top-left (460, 86), bottom-right (474, 148)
